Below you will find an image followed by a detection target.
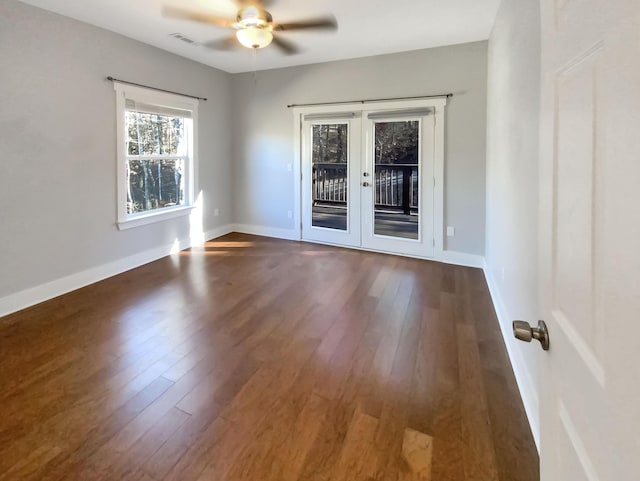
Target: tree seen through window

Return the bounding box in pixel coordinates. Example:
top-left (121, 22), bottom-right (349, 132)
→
top-left (125, 111), bottom-right (188, 214)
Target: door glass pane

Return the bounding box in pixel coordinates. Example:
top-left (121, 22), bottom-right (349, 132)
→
top-left (373, 121), bottom-right (419, 239)
top-left (312, 123), bottom-right (348, 230)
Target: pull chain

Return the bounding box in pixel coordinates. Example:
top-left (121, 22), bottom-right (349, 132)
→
top-left (252, 48), bottom-right (257, 85)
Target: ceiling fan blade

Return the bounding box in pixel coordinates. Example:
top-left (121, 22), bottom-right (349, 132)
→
top-left (202, 35), bottom-right (240, 51)
top-left (162, 6), bottom-right (234, 28)
top-left (273, 16), bottom-right (337, 32)
top-left (272, 35), bottom-right (300, 55)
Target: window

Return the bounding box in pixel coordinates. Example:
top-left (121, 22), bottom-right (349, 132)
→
top-left (114, 83), bottom-right (198, 229)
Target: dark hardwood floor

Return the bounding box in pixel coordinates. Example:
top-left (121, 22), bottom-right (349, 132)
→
top-left (0, 233), bottom-right (539, 481)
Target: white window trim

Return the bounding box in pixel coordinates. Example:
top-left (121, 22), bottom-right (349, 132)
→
top-left (114, 82), bottom-right (199, 230)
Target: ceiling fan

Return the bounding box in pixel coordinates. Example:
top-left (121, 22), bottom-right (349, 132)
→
top-left (163, 0), bottom-right (338, 55)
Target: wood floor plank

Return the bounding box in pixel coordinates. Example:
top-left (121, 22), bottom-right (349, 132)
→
top-left (371, 283), bottom-right (424, 481)
top-left (429, 293), bottom-right (466, 481)
top-left (330, 411), bottom-right (380, 481)
top-left (174, 347), bottom-right (247, 415)
top-left (0, 443), bottom-right (63, 481)
top-left (406, 308), bottom-right (439, 437)
top-left (82, 406), bottom-right (190, 480)
top-left (126, 407), bottom-right (191, 463)
top-left (0, 354), bottom-right (179, 469)
top-left (457, 323), bottom-right (500, 481)
top-left (15, 375), bottom-right (175, 481)
top-left (297, 403), bottom-right (361, 481)
top-left (190, 418), bottom-right (251, 481)
top-left (276, 393), bottom-right (330, 481)
top-left (295, 261), bottom-right (403, 481)
top-left (0, 233), bottom-right (538, 481)
top-left (141, 406), bottom-right (224, 480)
top-left (105, 337), bottom-right (235, 453)
top-left (159, 416), bottom-right (236, 481)
top-left (400, 427), bottom-right (434, 481)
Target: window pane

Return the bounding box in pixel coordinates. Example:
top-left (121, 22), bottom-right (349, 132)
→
top-left (311, 123), bottom-right (349, 231)
top-left (126, 111), bottom-right (186, 156)
top-left (127, 159), bottom-right (184, 214)
top-left (373, 121), bottom-right (420, 240)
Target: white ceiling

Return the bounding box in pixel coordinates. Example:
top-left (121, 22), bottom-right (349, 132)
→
top-left (18, 0), bottom-right (500, 74)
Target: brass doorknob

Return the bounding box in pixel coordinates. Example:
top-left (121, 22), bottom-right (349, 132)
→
top-left (513, 320), bottom-right (550, 351)
top-left (362, 182), bottom-right (370, 187)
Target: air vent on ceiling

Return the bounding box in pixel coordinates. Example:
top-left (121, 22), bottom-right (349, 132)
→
top-left (169, 33), bottom-right (195, 44)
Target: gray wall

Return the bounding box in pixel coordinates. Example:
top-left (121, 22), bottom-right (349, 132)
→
top-left (485, 0), bottom-right (541, 445)
top-left (231, 42), bottom-right (488, 255)
top-left (0, 0), bottom-right (233, 299)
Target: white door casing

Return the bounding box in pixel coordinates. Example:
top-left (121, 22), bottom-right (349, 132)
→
top-left (295, 98), bottom-right (446, 260)
top-left (538, 0), bottom-right (640, 479)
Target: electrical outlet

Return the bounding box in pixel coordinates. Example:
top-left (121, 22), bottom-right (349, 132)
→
top-left (214, 208), bottom-right (219, 217)
top-left (446, 226), bottom-right (455, 237)
top-left (287, 163), bottom-right (292, 172)
top-left (287, 210), bottom-right (293, 219)
top-left (501, 267), bottom-right (505, 282)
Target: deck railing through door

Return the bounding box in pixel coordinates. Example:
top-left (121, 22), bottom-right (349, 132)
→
top-left (312, 163), bottom-right (419, 214)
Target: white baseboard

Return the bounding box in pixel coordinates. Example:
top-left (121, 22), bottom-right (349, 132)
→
top-left (482, 260), bottom-right (540, 451)
top-left (231, 224), bottom-right (483, 269)
top-left (437, 250), bottom-right (485, 268)
top-left (203, 225), bottom-right (235, 243)
top-left (231, 223), bottom-right (300, 241)
top-left (0, 224), bottom-right (234, 319)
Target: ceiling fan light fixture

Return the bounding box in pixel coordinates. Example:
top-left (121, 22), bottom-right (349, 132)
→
top-left (163, 4), bottom-right (336, 55)
top-left (236, 26), bottom-right (273, 49)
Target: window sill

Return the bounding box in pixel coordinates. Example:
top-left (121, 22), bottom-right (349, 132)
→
top-left (117, 205), bottom-right (194, 230)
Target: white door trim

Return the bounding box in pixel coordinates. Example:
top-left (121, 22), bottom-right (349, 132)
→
top-left (293, 98), bottom-right (447, 260)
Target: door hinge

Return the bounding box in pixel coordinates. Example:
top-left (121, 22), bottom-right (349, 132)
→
top-left (433, 238), bottom-right (435, 247)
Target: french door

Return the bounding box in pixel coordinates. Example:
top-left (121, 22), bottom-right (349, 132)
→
top-left (361, 111), bottom-right (435, 257)
top-left (301, 104), bottom-right (436, 258)
top-left (301, 115), bottom-right (362, 246)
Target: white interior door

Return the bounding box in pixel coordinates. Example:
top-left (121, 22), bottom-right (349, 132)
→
top-left (361, 111), bottom-right (435, 257)
top-left (539, 0), bottom-right (640, 479)
top-left (301, 115), bottom-right (362, 246)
